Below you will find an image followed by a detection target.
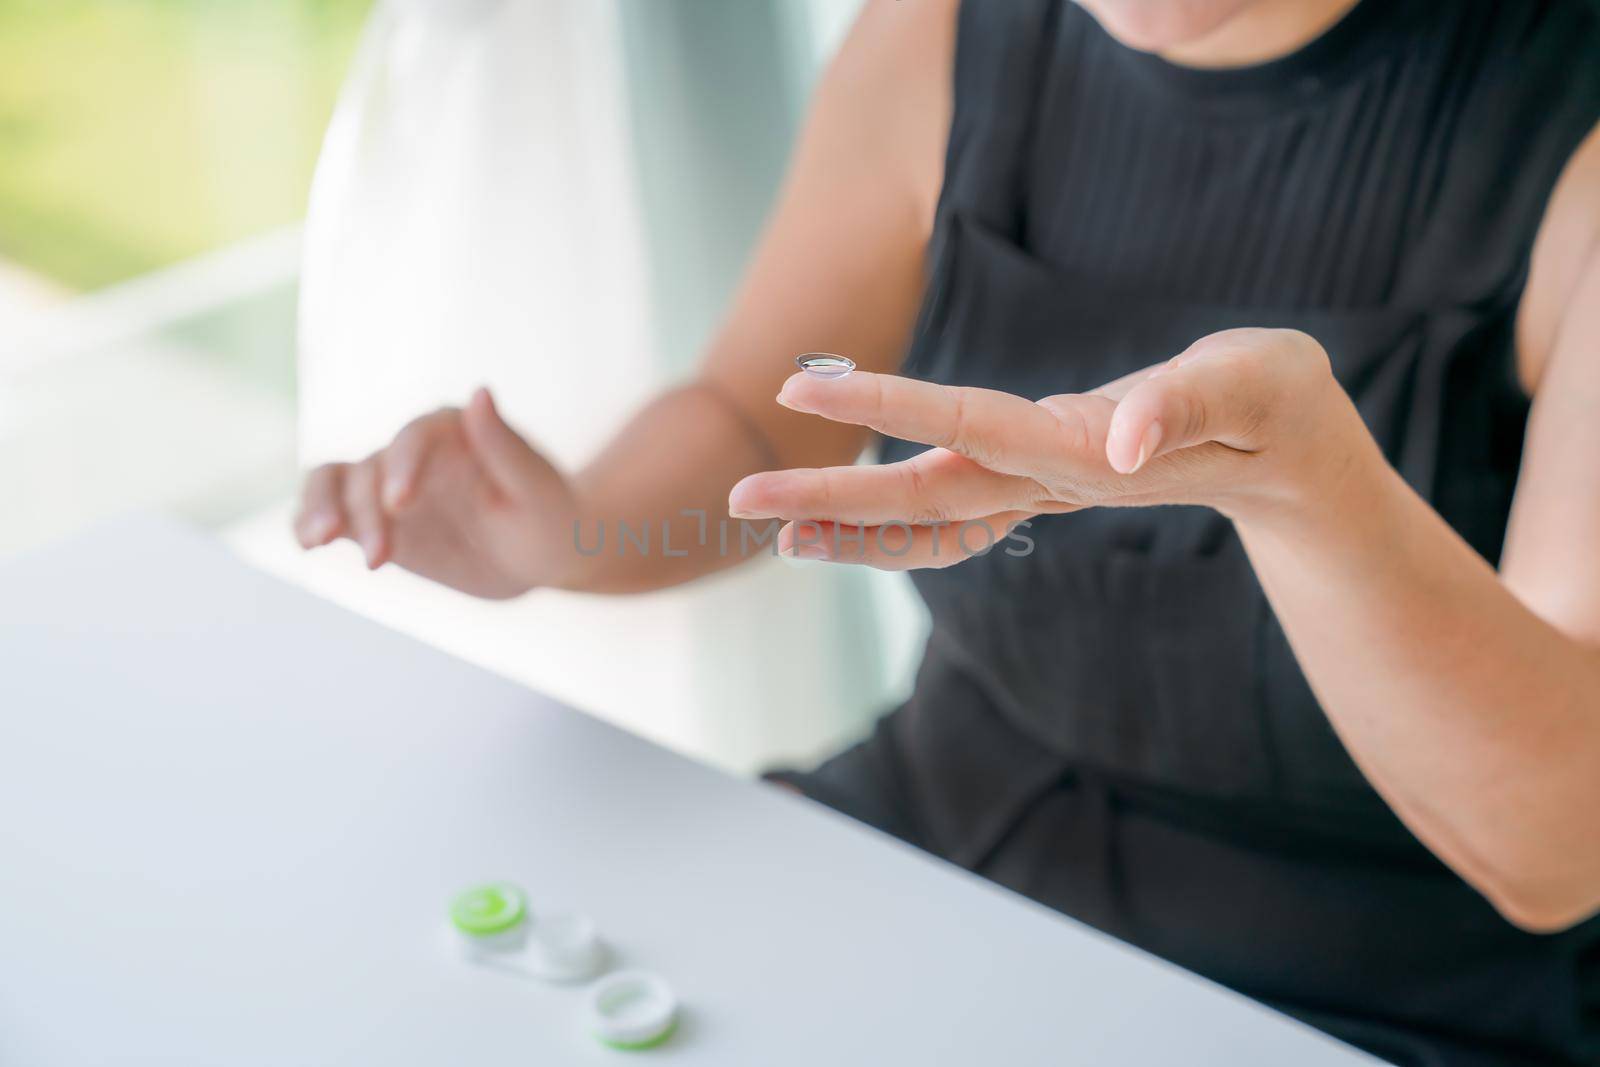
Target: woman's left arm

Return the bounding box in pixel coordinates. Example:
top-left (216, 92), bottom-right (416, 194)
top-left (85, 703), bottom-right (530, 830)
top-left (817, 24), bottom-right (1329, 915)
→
top-left (730, 213), bottom-right (1600, 938)
top-left (1224, 241), bottom-right (1600, 935)
top-left (1227, 133), bottom-right (1600, 935)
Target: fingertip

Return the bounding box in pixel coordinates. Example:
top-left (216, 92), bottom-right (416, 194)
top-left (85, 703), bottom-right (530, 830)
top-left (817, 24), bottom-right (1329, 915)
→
top-left (1105, 409), bottom-right (1147, 475)
top-left (1129, 421), bottom-right (1163, 474)
top-left (776, 519), bottom-right (821, 553)
top-left (731, 471), bottom-right (796, 520)
top-left (776, 520), bottom-right (831, 561)
top-left (1105, 377), bottom-right (1171, 474)
top-left (774, 520), bottom-right (798, 554)
top-left (461, 390), bottom-right (490, 433)
top-left (775, 374), bottom-right (807, 411)
top-left (465, 387), bottom-right (518, 449)
top-left (1106, 419), bottom-right (1163, 475)
top-left (297, 510), bottom-right (341, 548)
top-left (776, 371), bottom-right (837, 414)
top-left (460, 394), bottom-right (496, 446)
top-left (727, 475), bottom-right (763, 519)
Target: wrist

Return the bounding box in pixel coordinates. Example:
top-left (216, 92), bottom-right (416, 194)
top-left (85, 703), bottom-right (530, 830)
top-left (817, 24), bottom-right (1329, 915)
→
top-left (1219, 383), bottom-right (1388, 535)
top-left (542, 494), bottom-right (605, 593)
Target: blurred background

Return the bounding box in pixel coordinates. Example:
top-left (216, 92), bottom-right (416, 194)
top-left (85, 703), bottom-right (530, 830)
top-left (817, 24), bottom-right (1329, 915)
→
top-left (0, 0), bottom-right (924, 774)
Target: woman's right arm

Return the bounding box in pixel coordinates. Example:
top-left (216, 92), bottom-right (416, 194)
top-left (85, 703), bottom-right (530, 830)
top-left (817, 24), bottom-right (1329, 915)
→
top-left (295, 0), bottom-right (957, 597)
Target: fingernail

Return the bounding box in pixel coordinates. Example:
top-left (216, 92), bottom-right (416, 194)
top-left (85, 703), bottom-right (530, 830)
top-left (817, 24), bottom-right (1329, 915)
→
top-left (786, 543), bottom-right (830, 561)
top-left (727, 478), bottom-right (764, 520)
top-left (382, 478), bottom-right (409, 510)
top-left (306, 512), bottom-right (336, 543)
top-left (1131, 421), bottom-right (1164, 474)
top-left (776, 380), bottom-right (814, 413)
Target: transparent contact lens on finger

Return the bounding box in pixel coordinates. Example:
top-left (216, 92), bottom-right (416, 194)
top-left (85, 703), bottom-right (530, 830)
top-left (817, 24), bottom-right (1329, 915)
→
top-left (796, 353), bottom-right (856, 380)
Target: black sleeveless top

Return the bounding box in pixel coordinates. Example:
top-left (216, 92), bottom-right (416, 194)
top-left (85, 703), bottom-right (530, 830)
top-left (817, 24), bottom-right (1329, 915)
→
top-left (845, 0), bottom-right (1600, 1061)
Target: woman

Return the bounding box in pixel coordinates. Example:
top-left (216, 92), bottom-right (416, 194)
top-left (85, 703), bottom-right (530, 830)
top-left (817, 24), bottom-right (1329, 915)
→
top-left (296, 0), bottom-right (1600, 1061)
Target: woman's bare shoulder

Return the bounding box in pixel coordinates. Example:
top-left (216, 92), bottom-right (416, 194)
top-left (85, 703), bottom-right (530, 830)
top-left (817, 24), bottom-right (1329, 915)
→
top-left (810, 0), bottom-right (961, 236)
top-left (1519, 121), bottom-right (1600, 393)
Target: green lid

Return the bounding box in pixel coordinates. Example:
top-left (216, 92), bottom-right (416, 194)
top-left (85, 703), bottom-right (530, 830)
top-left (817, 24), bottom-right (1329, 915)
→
top-left (599, 1018), bottom-right (678, 1052)
top-left (449, 882), bottom-right (528, 937)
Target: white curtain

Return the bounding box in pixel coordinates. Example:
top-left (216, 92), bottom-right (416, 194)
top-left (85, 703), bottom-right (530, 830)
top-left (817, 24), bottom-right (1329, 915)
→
top-left (300, 0), bottom-right (656, 465)
top-left (292, 0), bottom-right (922, 775)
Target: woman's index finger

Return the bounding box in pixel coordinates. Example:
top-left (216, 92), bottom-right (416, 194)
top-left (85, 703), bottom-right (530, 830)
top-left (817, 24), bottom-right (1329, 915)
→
top-left (775, 370), bottom-right (1072, 476)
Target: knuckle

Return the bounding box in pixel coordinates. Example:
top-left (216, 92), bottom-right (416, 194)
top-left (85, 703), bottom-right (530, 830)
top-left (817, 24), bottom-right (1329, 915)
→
top-left (1178, 388), bottom-right (1209, 442)
top-left (305, 463), bottom-right (341, 494)
top-left (943, 389), bottom-right (968, 450)
top-left (948, 390), bottom-right (1003, 467)
top-left (1065, 407), bottom-right (1096, 459)
top-left (1177, 332), bottom-right (1227, 364)
top-left (301, 467), bottom-right (344, 513)
top-left (398, 408), bottom-right (458, 448)
top-left (946, 389), bottom-right (970, 447)
top-left (812, 468), bottom-right (837, 512)
top-left (346, 460), bottom-right (379, 503)
top-left (1037, 396), bottom-right (1095, 458)
top-left (1237, 395), bottom-right (1273, 441)
top-left (426, 406), bottom-right (465, 435)
top-left (391, 423), bottom-right (426, 454)
top-left (398, 416), bottom-right (436, 448)
top-left (1290, 330), bottom-right (1333, 377)
top-left (869, 375), bottom-right (890, 429)
top-left (899, 463), bottom-right (950, 524)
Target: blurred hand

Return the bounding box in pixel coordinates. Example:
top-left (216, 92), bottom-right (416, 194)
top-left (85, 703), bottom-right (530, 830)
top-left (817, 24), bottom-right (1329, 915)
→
top-left (293, 388), bottom-right (581, 599)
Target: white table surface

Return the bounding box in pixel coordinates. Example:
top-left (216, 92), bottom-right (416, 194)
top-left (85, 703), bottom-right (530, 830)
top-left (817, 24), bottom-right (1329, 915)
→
top-left (0, 514), bottom-right (1378, 1065)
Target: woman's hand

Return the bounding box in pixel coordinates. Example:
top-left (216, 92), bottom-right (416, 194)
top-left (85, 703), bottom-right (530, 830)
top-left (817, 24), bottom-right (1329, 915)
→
top-left (727, 328), bottom-right (1374, 568)
top-left (293, 388), bottom-right (583, 599)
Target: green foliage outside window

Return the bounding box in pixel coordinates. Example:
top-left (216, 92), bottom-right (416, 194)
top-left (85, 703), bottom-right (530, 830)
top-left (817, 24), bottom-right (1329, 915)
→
top-left (0, 0), bottom-right (372, 290)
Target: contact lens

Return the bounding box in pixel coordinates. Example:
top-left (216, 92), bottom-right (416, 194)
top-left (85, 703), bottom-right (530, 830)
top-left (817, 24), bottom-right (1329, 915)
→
top-left (796, 353), bottom-right (856, 380)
